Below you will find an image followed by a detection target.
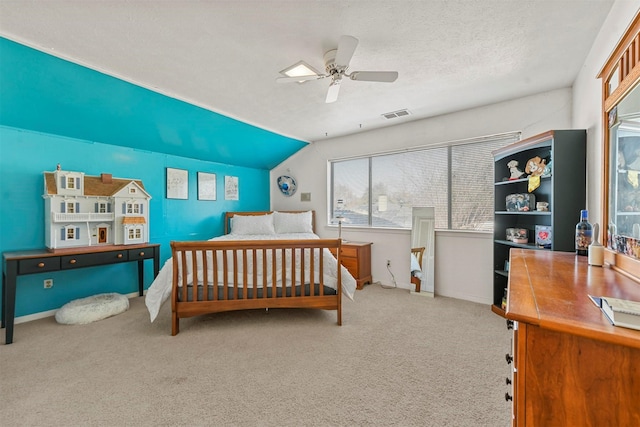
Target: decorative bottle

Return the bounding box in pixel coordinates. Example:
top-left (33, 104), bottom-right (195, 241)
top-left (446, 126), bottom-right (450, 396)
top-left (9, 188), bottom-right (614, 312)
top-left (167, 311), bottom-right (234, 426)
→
top-left (575, 209), bottom-right (592, 256)
top-left (588, 223), bottom-right (604, 266)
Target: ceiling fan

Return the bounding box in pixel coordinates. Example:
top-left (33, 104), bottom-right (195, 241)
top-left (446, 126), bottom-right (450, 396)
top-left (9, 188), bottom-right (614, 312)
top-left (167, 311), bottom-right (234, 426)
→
top-left (277, 35), bottom-right (398, 103)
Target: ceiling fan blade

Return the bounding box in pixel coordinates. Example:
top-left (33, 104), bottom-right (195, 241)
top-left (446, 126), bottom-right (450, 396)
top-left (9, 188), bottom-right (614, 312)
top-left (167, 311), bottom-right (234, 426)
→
top-left (349, 71), bottom-right (398, 82)
top-left (276, 74), bottom-right (326, 83)
top-left (334, 35), bottom-right (359, 67)
top-left (325, 79), bottom-right (342, 103)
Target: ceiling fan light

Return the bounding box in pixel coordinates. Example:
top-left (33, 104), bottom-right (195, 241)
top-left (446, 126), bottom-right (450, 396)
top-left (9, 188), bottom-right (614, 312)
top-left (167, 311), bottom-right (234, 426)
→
top-left (280, 61), bottom-right (321, 83)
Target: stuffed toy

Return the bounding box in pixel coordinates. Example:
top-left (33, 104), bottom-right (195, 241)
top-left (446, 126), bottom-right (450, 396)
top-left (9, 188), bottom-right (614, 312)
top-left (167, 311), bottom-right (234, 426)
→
top-left (525, 156), bottom-right (546, 177)
top-left (507, 160), bottom-right (525, 180)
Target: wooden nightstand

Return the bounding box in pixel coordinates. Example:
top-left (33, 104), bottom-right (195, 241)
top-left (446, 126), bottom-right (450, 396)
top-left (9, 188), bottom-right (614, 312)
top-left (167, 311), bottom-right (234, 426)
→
top-left (330, 241), bottom-right (372, 290)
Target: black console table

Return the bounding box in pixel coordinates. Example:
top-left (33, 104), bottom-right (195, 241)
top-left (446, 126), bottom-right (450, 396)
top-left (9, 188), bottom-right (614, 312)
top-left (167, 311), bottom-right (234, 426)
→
top-left (2, 243), bottom-right (160, 344)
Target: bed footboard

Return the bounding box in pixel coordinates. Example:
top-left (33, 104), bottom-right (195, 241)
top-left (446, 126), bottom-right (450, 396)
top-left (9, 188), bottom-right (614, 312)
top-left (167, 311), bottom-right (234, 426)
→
top-left (170, 239), bottom-right (342, 335)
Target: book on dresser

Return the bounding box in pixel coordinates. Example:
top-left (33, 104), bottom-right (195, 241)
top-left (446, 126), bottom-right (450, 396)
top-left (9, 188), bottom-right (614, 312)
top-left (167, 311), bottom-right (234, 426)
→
top-left (591, 295), bottom-right (640, 331)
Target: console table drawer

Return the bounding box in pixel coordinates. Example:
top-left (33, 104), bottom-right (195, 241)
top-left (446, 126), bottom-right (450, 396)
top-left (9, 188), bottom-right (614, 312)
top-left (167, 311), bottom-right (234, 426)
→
top-left (128, 247), bottom-right (154, 261)
top-left (61, 250), bottom-right (128, 269)
top-left (18, 258), bottom-right (61, 275)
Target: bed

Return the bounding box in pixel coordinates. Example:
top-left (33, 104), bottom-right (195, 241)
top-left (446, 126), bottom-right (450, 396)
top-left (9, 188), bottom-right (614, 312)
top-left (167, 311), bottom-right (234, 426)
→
top-left (144, 210), bottom-right (357, 335)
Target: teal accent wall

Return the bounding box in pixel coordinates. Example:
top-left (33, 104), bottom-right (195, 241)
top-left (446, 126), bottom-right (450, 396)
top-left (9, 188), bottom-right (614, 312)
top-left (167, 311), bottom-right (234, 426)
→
top-left (0, 126), bottom-right (270, 317)
top-left (0, 37), bottom-right (308, 169)
top-left (0, 37), bottom-right (306, 318)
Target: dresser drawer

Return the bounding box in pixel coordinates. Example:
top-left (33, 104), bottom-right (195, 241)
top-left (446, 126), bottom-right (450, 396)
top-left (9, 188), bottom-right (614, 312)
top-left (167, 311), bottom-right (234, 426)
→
top-left (339, 246), bottom-right (358, 258)
top-left (61, 250), bottom-right (128, 269)
top-left (340, 258), bottom-right (358, 275)
top-left (329, 246), bottom-right (357, 259)
top-left (128, 247), bottom-right (154, 261)
top-left (18, 257), bottom-right (61, 275)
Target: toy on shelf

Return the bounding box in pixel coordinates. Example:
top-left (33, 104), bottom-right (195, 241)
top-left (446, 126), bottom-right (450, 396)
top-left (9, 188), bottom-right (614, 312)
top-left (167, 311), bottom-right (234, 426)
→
top-left (43, 165), bottom-right (151, 249)
top-left (507, 160), bottom-right (525, 180)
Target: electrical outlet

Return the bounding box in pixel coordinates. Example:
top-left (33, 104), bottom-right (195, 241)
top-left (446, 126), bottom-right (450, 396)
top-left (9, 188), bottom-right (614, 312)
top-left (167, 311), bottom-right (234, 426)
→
top-left (387, 259), bottom-right (391, 267)
top-left (43, 279), bottom-right (53, 289)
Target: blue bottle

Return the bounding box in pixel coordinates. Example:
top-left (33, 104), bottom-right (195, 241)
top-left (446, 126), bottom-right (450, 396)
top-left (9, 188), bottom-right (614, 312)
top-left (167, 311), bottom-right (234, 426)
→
top-left (575, 210), bottom-right (592, 256)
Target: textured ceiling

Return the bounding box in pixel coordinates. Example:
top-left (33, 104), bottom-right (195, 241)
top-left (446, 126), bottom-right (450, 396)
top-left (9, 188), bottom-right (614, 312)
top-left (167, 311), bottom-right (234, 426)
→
top-left (0, 0), bottom-right (617, 143)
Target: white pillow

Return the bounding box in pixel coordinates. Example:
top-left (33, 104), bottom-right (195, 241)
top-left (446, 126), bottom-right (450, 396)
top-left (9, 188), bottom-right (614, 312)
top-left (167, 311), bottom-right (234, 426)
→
top-left (230, 214), bottom-right (276, 235)
top-left (273, 211), bottom-right (314, 234)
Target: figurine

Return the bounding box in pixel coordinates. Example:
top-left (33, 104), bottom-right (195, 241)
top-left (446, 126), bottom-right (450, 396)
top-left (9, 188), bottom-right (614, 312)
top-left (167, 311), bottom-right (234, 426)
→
top-left (542, 151), bottom-right (552, 177)
top-left (507, 160), bottom-right (525, 180)
top-left (525, 156), bottom-right (546, 177)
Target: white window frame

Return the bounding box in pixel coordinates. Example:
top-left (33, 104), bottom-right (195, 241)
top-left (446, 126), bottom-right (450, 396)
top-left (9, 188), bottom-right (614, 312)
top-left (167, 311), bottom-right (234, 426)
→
top-left (328, 132), bottom-right (521, 231)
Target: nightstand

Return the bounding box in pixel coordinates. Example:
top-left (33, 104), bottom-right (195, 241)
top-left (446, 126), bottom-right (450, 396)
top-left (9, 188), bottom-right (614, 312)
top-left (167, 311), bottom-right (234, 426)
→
top-left (330, 241), bottom-right (372, 290)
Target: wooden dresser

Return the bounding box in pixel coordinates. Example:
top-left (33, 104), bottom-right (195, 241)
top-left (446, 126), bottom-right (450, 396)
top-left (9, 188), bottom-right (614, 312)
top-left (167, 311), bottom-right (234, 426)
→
top-left (505, 249), bottom-right (640, 426)
top-left (330, 241), bottom-right (372, 290)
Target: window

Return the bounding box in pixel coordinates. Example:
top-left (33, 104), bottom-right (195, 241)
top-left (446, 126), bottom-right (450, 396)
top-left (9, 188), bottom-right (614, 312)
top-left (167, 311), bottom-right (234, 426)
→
top-left (61, 226), bottom-right (80, 241)
top-left (67, 177), bottom-right (75, 189)
top-left (127, 227), bottom-right (142, 240)
top-left (98, 203), bottom-right (106, 213)
top-left (126, 203), bottom-right (141, 214)
top-left (330, 132), bottom-right (520, 231)
top-left (67, 202), bottom-right (75, 214)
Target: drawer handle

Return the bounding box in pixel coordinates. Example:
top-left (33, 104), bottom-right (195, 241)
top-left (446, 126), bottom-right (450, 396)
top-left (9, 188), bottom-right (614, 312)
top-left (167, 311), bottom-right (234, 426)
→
top-left (505, 353), bottom-right (513, 365)
top-left (69, 259), bottom-right (77, 264)
top-left (38, 262), bottom-right (45, 268)
top-left (139, 251), bottom-right (144, 256)
top-left (117, 254), bottom-right (123, 258)
top-left (505, 393), bottom-right (513, 402)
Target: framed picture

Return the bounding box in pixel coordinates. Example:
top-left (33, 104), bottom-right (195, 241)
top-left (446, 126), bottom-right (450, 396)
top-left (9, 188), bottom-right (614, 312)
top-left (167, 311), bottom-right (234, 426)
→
top-left (197, 172), bottom-right (217, 201)
top-left (225, 176), bottom-right (239, 200)
top-left (166, 167), bottom-right (188, 199)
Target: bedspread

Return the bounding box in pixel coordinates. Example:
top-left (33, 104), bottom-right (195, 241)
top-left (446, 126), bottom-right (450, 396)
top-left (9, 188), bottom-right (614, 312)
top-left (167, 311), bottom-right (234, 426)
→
top-left (145, 233), bottom-right (357, 321)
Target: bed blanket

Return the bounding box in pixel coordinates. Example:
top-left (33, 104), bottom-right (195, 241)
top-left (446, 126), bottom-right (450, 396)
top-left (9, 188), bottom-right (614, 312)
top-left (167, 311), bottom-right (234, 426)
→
top-left (145, 233), bottom-right (357, 321)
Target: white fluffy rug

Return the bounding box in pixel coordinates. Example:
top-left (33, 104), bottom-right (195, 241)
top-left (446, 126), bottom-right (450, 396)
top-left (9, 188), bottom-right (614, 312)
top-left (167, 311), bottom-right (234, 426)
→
top-left (55, 293), bottom-right (129, 325)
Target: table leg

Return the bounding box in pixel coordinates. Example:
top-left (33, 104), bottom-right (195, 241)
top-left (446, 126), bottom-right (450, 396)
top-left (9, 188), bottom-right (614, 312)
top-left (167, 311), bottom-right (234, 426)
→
top-left (153, 248), bottom-right (160, 278)
top-left (137, 259), bottom-right (144, 296)
top-left (3, 260), bottom-right (17, 344)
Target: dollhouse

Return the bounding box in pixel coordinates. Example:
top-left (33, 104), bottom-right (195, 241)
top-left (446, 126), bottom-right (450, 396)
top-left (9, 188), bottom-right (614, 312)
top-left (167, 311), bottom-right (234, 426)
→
top-left (43, 166), bottom-right (151, 249)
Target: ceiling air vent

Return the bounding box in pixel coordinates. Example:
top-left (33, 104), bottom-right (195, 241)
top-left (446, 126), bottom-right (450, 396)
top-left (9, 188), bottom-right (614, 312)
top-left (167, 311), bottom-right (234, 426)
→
top-left (382, 109), bottom-right (411, 120)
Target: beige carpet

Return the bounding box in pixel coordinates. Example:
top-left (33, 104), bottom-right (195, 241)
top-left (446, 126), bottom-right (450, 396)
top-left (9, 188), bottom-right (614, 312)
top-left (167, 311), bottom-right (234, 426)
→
top-left (0, 284), bottom-right (512, 426)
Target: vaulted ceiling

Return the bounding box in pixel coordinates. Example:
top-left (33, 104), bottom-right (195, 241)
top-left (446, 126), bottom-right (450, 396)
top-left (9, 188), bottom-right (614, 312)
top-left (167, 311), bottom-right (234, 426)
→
top-left (0, 0), bottom-right (617, 161)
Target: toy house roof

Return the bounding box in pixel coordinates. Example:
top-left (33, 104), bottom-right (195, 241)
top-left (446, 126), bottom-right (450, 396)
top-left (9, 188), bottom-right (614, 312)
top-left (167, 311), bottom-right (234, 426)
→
top-left (44, 172), bottom-right (149, 198)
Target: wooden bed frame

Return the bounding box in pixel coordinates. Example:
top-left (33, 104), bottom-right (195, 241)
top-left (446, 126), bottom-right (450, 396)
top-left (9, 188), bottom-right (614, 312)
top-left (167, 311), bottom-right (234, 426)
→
top-left (170, 211), bottom-right (342, 335)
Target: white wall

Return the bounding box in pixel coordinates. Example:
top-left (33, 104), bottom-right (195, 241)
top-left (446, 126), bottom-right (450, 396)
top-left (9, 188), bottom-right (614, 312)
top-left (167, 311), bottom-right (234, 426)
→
top-left (573, 0), bottom-right (640, 229)
top-left (271, 88), bottom-right (572, 304)
top-left (272, 1), bottom-right (640, 304)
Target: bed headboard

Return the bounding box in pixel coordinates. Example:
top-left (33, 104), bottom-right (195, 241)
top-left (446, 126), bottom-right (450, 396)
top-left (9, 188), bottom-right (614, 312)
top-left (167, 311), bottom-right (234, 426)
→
top-left (224, 211), bottom-right (316, 235)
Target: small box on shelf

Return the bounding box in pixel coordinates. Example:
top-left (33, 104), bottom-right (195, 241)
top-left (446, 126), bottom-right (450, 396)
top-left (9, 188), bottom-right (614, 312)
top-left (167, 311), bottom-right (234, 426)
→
top-left (506, 193), bottom-right (536, 212)
top-left (506, 228), bottom-right (528, 244)
top-left (535, 225), bottom-right (552, 249)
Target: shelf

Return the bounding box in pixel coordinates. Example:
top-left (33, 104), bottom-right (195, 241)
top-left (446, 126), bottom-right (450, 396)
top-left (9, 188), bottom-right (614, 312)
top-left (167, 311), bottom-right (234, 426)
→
top-left (495, 240), bottom-right (547, 250)
top-left (492, 129), bottom-right (586, 319)
top-left (494, 175), bottom-right (551, 186)
top-left (495, 211), bottom-right (551, 215)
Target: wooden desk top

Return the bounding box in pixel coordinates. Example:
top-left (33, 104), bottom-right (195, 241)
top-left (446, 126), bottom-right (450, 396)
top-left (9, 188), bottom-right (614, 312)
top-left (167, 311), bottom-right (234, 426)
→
top-left (3, 243), bottom-right (160, 261)
top-left (505, 249), bottom-right (640, 350)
